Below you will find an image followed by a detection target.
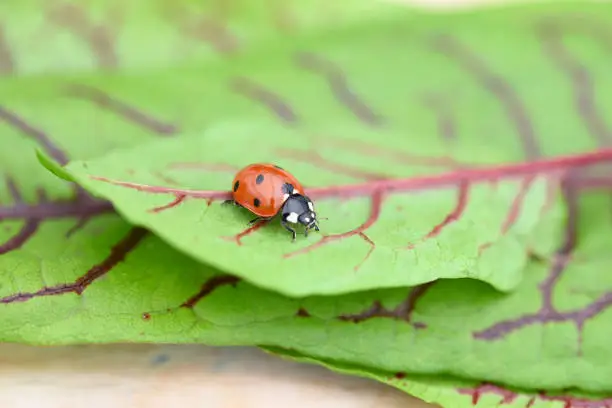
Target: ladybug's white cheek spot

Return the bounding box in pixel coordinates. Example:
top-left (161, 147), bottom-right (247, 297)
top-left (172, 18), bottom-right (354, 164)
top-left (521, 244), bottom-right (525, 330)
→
top-left (310, 212), bottom-right (315, 219)
top-left (286, 212), bottom-right (299, 223)
top-left (307, 202), bottom-right (314, 211)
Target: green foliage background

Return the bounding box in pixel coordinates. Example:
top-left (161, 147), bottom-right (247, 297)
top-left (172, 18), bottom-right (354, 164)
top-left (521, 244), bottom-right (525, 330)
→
top-left (2, 1), bottom-right (612, 407)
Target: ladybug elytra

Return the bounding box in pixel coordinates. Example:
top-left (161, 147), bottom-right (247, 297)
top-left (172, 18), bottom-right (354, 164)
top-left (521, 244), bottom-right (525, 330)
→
top-left (224, 163), bottom-right (320, 241)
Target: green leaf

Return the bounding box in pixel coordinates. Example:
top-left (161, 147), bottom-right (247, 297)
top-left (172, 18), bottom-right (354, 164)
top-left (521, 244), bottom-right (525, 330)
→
top-left (55, 121), bottom-right (572, 296)
top-left (35, 149), bottom-right (74, 182)
top-left (4, 150), bottom-right (612, 394)
top-left (4, 0), bottom-right (612, 404)
top-left (4, 125), bottom-right (612, 394)
top-left (263, 347), bottom-right (612, 408)
top-left (35, 0), bottom-right (612, 296)
top-left (2, 0), bottom-right (383, 76)
top-left (170, 187), bottom-right (612, 394)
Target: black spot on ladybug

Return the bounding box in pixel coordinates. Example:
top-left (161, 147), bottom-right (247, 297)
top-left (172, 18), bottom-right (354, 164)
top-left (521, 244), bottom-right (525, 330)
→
top-left (256, 174), bottom-right (264, 184)
top-left (253, 198), bottom-right (261, 207)
top-left (282, 183), bottom-right (294, 194)
top-left (233, 180), bottom-right (240, 192)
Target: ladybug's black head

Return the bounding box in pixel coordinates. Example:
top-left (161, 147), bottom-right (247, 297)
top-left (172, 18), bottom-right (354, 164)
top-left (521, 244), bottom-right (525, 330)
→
top-left (281, 194), bottom-right (320, 234)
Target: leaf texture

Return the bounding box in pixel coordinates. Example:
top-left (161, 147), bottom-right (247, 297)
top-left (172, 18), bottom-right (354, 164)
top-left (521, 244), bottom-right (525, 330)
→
top-left (2, 1), bottom-right (612, 407)
top-left (56, 123), bottom-right (569, 296)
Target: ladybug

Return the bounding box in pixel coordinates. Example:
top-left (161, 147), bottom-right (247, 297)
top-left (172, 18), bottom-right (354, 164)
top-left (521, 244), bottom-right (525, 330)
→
top-left (224, 163), bottom-right (320, 241)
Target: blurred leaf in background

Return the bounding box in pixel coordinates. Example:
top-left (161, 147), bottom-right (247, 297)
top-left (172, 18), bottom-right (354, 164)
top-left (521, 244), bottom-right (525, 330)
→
top-left (2, 1), bottom-right (612, 407)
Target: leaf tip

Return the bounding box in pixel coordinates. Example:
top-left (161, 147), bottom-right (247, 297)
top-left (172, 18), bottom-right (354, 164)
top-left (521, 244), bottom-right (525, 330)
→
top-left (35, 149), bottom-right (74, 182)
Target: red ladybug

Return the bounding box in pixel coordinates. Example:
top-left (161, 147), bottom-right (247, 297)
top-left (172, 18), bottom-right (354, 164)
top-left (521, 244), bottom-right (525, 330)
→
top-left (225, 163), bottom-right (320, 241)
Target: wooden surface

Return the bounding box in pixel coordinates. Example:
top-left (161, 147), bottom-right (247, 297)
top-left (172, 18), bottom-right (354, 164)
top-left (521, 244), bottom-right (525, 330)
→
top-left (0, 344), bottom-right (434, 407)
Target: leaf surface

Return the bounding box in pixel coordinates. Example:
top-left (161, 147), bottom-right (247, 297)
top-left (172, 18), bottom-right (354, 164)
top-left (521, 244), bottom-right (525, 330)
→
top-left (3, 0), bottom-right (612, 404)
top-left (56, 122), bottom-right (570, 296)
top-left (2, 0), bottom-right (380, 76)
top-left (3, 189), bottom-right (612, 393)
top-left (46, 0), bottom-right (612, 295)
top-left (4, 136), bottom-right (612, 393)
top-left (264, 347), bottom-right (612, 408)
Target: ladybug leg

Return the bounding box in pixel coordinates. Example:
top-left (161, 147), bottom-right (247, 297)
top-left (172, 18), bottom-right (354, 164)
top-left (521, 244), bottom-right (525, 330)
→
top-left (281, 219), bottom-right (297, 242)
top-left (248, 216), bottom-right (268, 226)
top-left (304, 224), bottom-right (319, 237)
